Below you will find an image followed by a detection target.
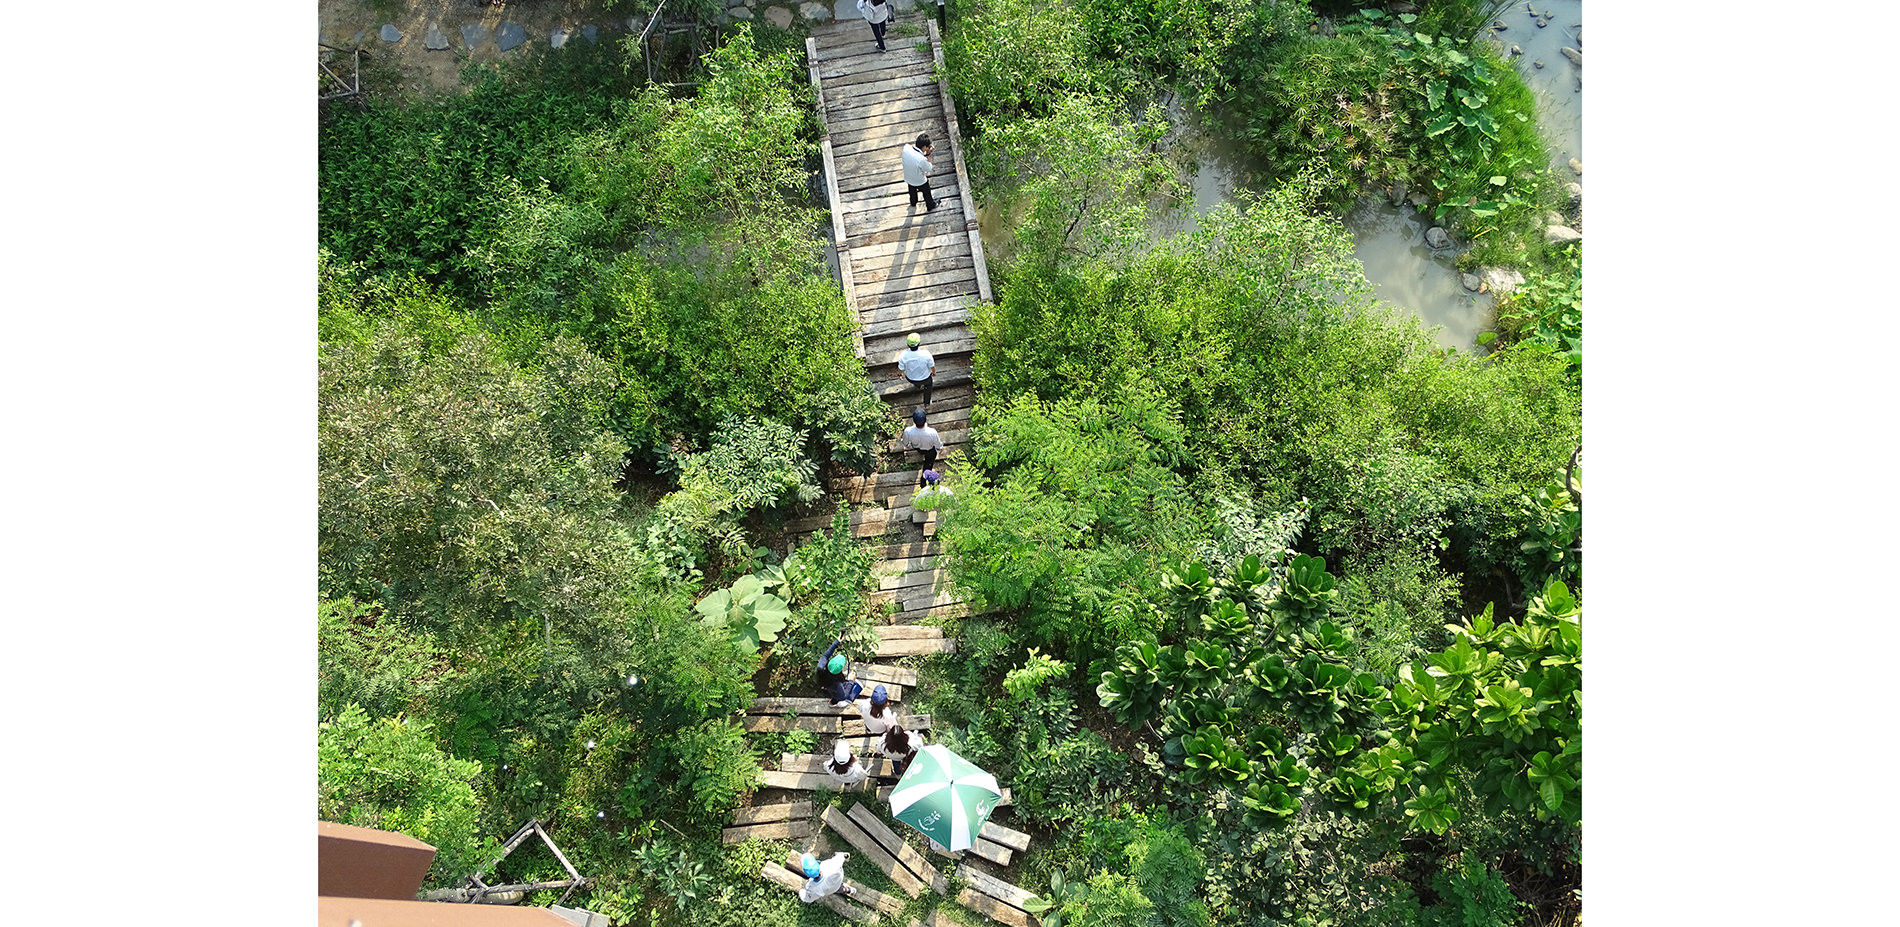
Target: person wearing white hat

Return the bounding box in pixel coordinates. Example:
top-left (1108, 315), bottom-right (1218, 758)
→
top-left (826, 740), bottom-right (869, 789)
top-left (895, 332), bottom-right (935, 407)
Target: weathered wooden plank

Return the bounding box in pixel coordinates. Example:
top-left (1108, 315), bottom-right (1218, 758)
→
top-left (851, 265), bottom-right (982, 301)
top-left (833, 125), bottom-right (953, 161)
top-left (825, 102), bottom-right (946, 136)
top-left (729, 801), bottom-right (814, 826)
top-left (878, 370), bottom-right (972, 400)
top-left (870, 541), bottom-right (942, 562)
top-left (850, 661), bottom-right (919, 688)
top-left (861, 307), bottom-right (975, 341)
top-left (858, 279), bottom-right (982, 312)
top-left (759, 768), bottom-right (875, 791)
top-left (841, 712), bottom-right (932, 737)
top-left (968, 837), bottom-right (1014, 867)
top-left (847, 221), bottom-right (981, 254)
top-left (896, 588), bottom-right (964, 612)
top-left (877, 636), bottom-right (958, 657)
top-left (842, 229), bottom-right (970, 263)
top-left (957, 887), bottom-right (1035, 927)
top-left (723, 819), bottom-right (814, 844)
top-left (957, 863), bottom-right (1040, 911)
top-left (847, 252), bottom-right (974, 286)
top-left (848, 877), bottom-right (909, 919)
top-left (850, 802), bottom-right (952, 895)
top-left (979, 821), bottom-right (1031, 853)
top-left (822, 60), bottom-right (936, 93)
top-left (784, 506), bottom-right (892, 534)
top-left (783, 752), bottom-right (900, 778)
top-left (825, 92), bottom-right (945, 125)
top-left (819, 48), bottom-right (934, 79)
top-left (744, 715), bottom-right (847, 734)
top-left (876, 624), bottom-right (944, 640)
top-left (880, 568), bottom-right (947, 591)
top-left (837, 179), bottom-right (963, 208)
top-left (891, 602), bottom-right (972, 624)
top-left (822, 804), bottom-right (926, 898)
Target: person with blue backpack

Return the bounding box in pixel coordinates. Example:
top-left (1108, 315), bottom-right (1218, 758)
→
top-left (817, 636), bottom-right (862, 707)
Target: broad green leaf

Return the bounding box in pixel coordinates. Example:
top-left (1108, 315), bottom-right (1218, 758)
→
top-left (1488, 175), bottom-right (1508, 186)
top-left (1425, 115), bottom-right (1455, 137)
top-left (1425, 80), bottom-right (1447, 110)
top-left (1414, 32), bottom-right (1434, 45)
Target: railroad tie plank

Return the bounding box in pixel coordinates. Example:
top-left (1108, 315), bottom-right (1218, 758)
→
top-left (847, 878), bottom-right (909, 919)
top-left (876, 624), bottom-right (945, 640)
top-left (978, 821), bottom-right (1031, 853)
top-left (782, 753), bottom-right (900, 778)
top-left (957, 863), bottom-right (1041, 911)
top-left (841, 713), bottom-right (932, 737)
top-left (956, 888), bottom-right (1034, 927)
top-left (877, 636), bottom-right (958, 658)
top-left (749, 698), bottom-right (857, 715)
top-left (880, 569), bottom-right (948, 591)
top-left (822, 804), bottom-right (925, 897)
top-left (759, 769), bottom-right (873, 791)
top-left (895, 589), bottom-right (964, 613)
top-left (850, 661), bottom-right (920, 688)
top-left (849, 802), bottom-right (952, 895)
top-left (723, 819), bottom-right (814, 844)
top-left (729, 801), bottom-right (813, 826)
top-left (968, 838), bottom-right (1014, 867)
top-left (743, 715), bottom-right (846, 734)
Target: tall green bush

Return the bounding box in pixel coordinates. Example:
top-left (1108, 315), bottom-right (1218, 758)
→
top-left (319, 704), bottom-right (493, 888)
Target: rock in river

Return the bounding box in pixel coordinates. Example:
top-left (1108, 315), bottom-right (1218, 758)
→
top-left (1425, 226), bottom-right (1452, 249)
top-left (1561, 47), bottom-right (1582, 67)
top-left (1481, 267), bottom-right (1526, 296)
top-left (1462, 273), bottom-right (1483, 293)
top-left (380, 23), bottom-right (403, 42)
top-left (1569, 158), bottom-right (1582, 176)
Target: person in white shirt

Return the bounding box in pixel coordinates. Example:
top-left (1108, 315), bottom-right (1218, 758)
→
top-left (826, 739), bottom-right (869, 789)
top-left (859, 684), bottom-right (898, 735)
top-left (878, 723), bottom-right (927, 777)
top-left (902, 135), bottom-right (937, 211)
top-left (895, 332), bottom-right (935, 406)
top-left (899, 408), bottom-right (944, 488)
top-left (794, 851), bottom-right (858, 902)
top-left (855, 0), bottom-right (892, 51)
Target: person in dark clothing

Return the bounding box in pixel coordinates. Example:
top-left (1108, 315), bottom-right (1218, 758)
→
top-left (817, 637), bottom-right (863, 707)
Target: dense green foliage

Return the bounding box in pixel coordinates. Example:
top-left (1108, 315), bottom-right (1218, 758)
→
top-left (319, 703), bottom-right (493, 888)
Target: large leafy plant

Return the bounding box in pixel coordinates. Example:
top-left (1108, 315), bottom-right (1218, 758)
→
top-left (694, 574), bottom-right (790, 653)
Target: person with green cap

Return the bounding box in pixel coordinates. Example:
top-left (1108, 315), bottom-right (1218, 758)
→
top-left (792, 850), bottom-right (857, 902)
top-left (817, 636), bottom-right (862, 707)
top-left (895, 332), bottom-right (935, 407)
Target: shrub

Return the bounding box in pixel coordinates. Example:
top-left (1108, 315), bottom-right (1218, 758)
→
top-left (318, 704), bottom-right (493, 888)
top-left (946, 0), bottom-right (1107, 122)
top-left (318, 597), bottom-right (454, 722)
top-left (664, 719), bottom-right (763, 824)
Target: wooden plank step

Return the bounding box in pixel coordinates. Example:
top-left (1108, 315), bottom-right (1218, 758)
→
top-left (839, 224), bottom-right (967, 257)
top-left (926, 834), bottom-right (1014, 868)
top-left (729, 801), bottom-right (813, 826)
top-left (758, 768), bottom-right (876, 792)
top-left (749, 692), bottom-right (902, 714)
top-left (831, 114), bottom-right (953, 147)
top-left (879, 568), bottom-right (947, 591)
top-left (723, 818), bottom-right (814, 844)
top-left (842, 713), bottom-right (932, 737)
top-left (979, 821), bottom-right (1031, 853)
top-left (875, 624), bottom-right (944, 640)
top-left (821, 803), bottom-right (926, 898)
top-left (880, 369), bottom-right (972, 400)
top-left (825, 104), bottom-right (947, 137)
top-left (856, 279), bottom-right (982, 313)
top-left (848, 222), bottom-right (980, 256)
top-left (877, 636), bottom-right (958, 657)
top-left (849, 802), bottom-right (952, 895)
top-left (870, 541), bottom-right (941, 562)
top-left (849, 252), bottom-right (974, 286)
top-left (853, 262), bottom-right (978, 300)
top-left (895, 589), bottom-right (964, 613)
top-left (957, 887), bottom-right (1034, 927)
top-left (819, 49), bottom-right (934, 80)
top-left (783, 506), bottom-right (892, 535)
top-left (835, 174), bottom-right (962, 203)
top-left (851, 661), bottom-right (919, 688)
top-left (958, 863), bottom-right (1040, 911)
top-left (865, 331), bottom-right (976, 361)
top-left (744, 715), bottom-right (846, 734)
top-left (761, 861), bottom-right (879, 923)
top-left (860, 300), bottom-right (977, 334)
top-left (875, 557), bottom-right (940, 579)
top-left (822, 63), bottom-right (937, 94)
top-left (783, 753), bottom-right (901, 778)
top-left (891, 602), bottom-right (974, 624)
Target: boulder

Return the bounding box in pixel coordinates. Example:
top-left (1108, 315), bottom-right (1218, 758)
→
top-left (1561, 46), bottom-right (1582, 67)
top-left (1389, 182), bottom-right (1408, 208)
top-left (1425, 227), bottom-right (1452, 250)
top-left (1543, 211), bottom-right (1565, 227)
top-left (1545, 225), bottom-right (1582, 246)
top-left (1481, 267), bottom-right (1526, 296)
top-left (1568, 157), bottom-right (1582, 176)
top-left (1533, 59), bottom-right (1544, 69)
top-left (798, 1), bottom-right (832, 20)
top-left (424, 24), bottom-right (449, 50)
top-left (1510, 44), bottom-right (1522, 57)
top-left (1407, 192), bottom-right (1431, 209)
top-left (550, 26), bottom-right (570, 48)
top-left (1535, 16), bottom-right (1548, 27)
top-left (582, 24), bottom-right (599, 43)
top-left (1565, 182), bottom-right (1583, 204)
top-left (380, 23), bottom-right (403, 42)
top-left (1461, 273), bottom-right (1483, 292)
top-left (730, 6), bottom-right (754, 18)
top-left (462, 22), bottom-right (489, 49)
top-left (765, 5), bottom-right (795, 27)
top-left (832, 0), bottom-right (856, 17)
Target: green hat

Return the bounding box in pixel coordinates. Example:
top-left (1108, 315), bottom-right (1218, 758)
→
top-left (828, 653), bottom-right (848, 674)
top-left (907, 333), bottom-right (921, 348)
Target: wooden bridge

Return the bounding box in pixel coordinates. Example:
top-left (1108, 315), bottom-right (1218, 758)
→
top-left (805, 18), bottom-right (991, 409)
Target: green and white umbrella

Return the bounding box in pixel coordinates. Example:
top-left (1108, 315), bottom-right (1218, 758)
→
top-left (887, 744), bottom-right (1003, 851)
